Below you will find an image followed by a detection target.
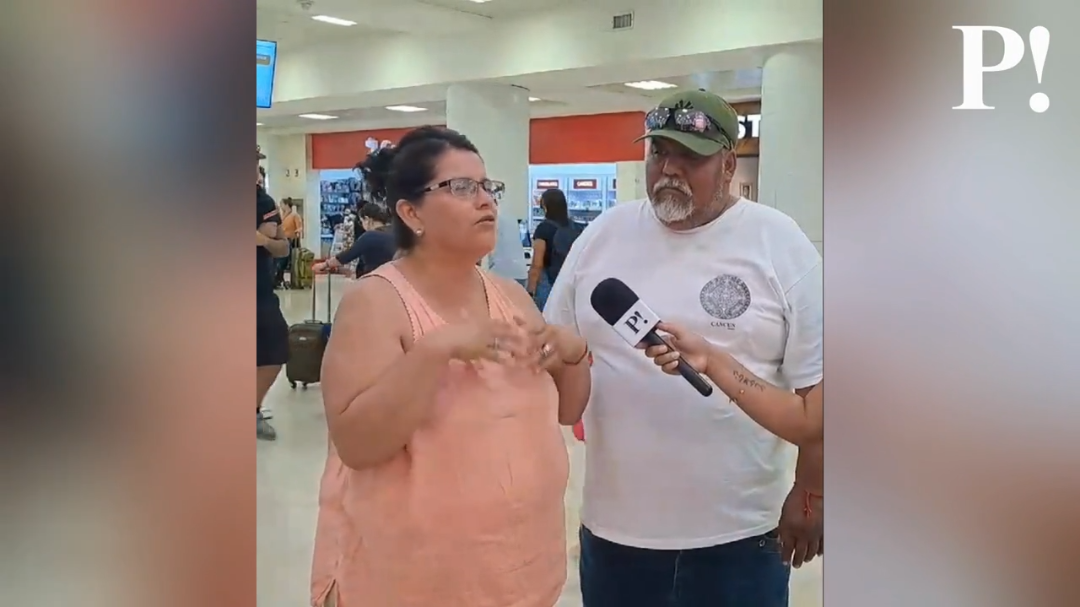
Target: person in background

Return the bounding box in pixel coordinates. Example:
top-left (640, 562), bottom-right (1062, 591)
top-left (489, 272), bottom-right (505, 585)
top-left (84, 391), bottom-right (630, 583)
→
top-left (543, 90), bottom-right (823, 606)
top-left (274, 200), bottom-right (304, 288)
top-left (314, 203), bottom-right (395, 277)
top-left (256, 147), bottom-right (292, 441)
top-left (527, 188), bottom-right (581, 310)
top-left (488, 205), bottom-right (529, 287)
top-left (352, 199), bottom-right (368, 242)
top-left (281, 200), bottom-right (303, 242)
top-left (311, 126), bottom-right (591, 607)
top-left (258, 165), bottom-right (267, 188)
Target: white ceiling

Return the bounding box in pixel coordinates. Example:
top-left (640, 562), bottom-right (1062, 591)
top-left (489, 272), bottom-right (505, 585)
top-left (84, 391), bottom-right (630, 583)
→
top-left (258, 70), bottom-right (762, 134)
top-left (255, 1), bottom-right (767, 135)
top-left (410, 0), bottom-right (587, 17)
top-left (256, 0), bottom-right (589, 48)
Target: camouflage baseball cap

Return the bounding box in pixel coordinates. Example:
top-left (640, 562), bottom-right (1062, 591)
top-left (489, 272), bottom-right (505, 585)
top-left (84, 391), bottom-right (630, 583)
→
top-left (635, 89), bottom-right (740, 156)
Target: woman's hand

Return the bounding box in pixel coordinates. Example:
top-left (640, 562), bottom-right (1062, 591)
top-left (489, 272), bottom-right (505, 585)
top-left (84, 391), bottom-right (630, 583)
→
top-left (639, 322), bottom-right (714, 375)
top-left (313, 258), bottom-right (340, 274)
top-left (423, 318), bottom-right (531, 364)
top-left (515, 318), bottom-right (587, 372)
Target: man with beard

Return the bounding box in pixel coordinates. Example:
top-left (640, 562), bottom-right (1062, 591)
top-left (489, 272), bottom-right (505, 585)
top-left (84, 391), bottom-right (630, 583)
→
top-left (543, 90), bottom-right (823, 607)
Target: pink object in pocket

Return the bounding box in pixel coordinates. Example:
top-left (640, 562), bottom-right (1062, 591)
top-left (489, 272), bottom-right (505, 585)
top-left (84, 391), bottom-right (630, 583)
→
top-left (572, 420), bottom-right (585, 442)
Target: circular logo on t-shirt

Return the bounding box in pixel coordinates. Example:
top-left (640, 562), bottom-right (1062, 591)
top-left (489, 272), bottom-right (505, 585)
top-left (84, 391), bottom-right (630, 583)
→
top-left (699, 275), bottom-right (751, 320)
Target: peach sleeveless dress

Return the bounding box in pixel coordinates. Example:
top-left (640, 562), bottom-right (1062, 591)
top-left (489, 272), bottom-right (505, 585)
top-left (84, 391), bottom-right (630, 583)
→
top-left (311, 264), bottom-right (570, 607)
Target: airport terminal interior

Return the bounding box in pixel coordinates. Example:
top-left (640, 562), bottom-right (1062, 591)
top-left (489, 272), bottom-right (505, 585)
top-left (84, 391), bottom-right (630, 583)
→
top-left (257, 0), bottom-right (823, 604)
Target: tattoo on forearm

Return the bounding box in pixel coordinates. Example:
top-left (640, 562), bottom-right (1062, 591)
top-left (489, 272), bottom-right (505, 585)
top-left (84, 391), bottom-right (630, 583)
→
top-left (733, 369), bottom-right (766, 392)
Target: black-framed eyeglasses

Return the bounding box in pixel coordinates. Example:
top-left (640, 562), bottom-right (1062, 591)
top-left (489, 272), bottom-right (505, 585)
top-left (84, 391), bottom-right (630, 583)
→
top-left (421, 177), bottom-right (505, 200)
top-left (644, 108), bottom-right (733, 147)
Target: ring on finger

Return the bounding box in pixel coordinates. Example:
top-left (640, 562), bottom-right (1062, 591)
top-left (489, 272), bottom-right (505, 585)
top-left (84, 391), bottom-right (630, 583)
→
top-left (540, 343), bottom-right (554, 358)
top-left (491, 338), bottom-right (500, 351)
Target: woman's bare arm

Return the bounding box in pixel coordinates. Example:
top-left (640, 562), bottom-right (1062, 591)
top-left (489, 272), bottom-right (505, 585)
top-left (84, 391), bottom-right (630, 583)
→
top-left (527, 239), bottom-right (547, 295)
top-left (321, 278), bottom-right (452, 470)
top-left (705, 349), bottom-right (822, 446)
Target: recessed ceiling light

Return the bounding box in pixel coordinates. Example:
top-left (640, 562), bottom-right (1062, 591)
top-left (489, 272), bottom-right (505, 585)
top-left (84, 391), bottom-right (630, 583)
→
top-left (298, 113), bottom-right (338, 120)
top-left (624, 80), bottom-right (677, 90)
top-left (468, 0), bottom-right (492, 3)
top-left (311, 15), bottom-right (357, 26)
top-left (385, 105), bottom-right (427, 112)
top-left (257, 122), bottom-right (264, 126)
top-left (528, 97), bottom-right (541, 102)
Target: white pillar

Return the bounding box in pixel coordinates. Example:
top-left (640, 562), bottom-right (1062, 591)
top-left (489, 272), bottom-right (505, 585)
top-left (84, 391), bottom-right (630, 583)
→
top-left (615, 161), bottom-right (647, 202)
top-left (445, 84), bottom-right (531, 226)
top-left (757, 43), bottom-right (823, 254)
top-left (258, 133), bottom-right (320, 253)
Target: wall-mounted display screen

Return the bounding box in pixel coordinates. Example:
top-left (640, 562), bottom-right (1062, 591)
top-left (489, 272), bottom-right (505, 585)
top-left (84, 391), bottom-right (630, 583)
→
top-left (256, 39), bottom-right (278, 109)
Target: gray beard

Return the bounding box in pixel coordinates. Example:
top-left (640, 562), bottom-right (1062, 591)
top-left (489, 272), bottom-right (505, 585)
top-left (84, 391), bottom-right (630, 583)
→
top-left (651, 191), bottom-right (694, 224)
top-left (650, 188), bottom-right (730, 227)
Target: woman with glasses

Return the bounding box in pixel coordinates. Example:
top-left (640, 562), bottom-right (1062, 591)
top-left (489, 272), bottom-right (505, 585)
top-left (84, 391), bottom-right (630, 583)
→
top-left (311, 126), bottom-right (592, 607)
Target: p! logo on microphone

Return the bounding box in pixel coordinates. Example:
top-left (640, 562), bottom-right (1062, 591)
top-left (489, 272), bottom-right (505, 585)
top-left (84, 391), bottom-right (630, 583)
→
top-left (613, 302), bottom-right (660, 346)
top-left (953, 26), bottom-right (1050, 113)
top-left (623, 310), bottom-right (647, 335)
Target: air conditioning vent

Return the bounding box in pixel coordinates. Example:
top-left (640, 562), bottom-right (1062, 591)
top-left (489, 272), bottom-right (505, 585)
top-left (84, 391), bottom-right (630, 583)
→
top-left (612, 12), bottom-right (634, 30)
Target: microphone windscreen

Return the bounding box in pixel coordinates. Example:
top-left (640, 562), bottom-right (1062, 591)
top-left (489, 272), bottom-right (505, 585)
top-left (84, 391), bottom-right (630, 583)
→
top-left (591, 278), bottom-right (662, 346)
top-left (590, 278), bottom-right (639, 325)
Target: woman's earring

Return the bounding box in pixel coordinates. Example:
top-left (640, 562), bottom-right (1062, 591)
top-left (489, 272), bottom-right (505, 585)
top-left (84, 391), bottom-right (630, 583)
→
top-left (415, 228), bottom-right (424, 236)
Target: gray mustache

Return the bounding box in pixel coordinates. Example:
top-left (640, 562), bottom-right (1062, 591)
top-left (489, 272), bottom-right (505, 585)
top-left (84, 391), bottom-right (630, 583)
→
top-left (653, 179), bottom-right (691, 196)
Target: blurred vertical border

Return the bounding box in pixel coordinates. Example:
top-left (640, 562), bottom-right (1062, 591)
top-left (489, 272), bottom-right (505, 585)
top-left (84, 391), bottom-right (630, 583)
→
top-left (825, 0), bottom-right (1080, 605)
top-left (0, 0), bottom-right (256, 606)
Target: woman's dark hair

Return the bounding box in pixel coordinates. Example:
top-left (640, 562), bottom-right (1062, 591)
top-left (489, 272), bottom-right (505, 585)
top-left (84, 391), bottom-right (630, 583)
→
top-left (358, 126), bottom-right (480, 250)
top-left (540, 188), bottom-right (570, 226)
top-left (358, 202), bottom-right (390, 224)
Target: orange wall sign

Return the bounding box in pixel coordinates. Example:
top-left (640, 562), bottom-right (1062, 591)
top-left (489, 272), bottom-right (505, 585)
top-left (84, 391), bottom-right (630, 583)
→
top-left (528, 112), bottom-right (646, 165)
top-left (309, 103), bottom-right (762, 169)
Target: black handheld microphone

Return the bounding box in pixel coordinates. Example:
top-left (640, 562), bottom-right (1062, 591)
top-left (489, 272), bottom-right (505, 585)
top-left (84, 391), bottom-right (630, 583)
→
top-left (590, 278), bottom-right (713, 397)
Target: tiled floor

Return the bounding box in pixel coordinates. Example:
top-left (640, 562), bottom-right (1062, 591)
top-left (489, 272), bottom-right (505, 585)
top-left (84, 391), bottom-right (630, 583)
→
top-left (257, 276), bottom-right (822, 607)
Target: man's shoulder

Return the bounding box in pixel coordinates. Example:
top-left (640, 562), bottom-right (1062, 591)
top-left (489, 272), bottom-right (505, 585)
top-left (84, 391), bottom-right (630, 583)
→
top-left (257, 188), bottom-right (280, 223)
top-left (582, 199), bottom-right (648, 234)
top-left (738, 200), bottom-right (808, 240)
top-left (600, 199), bottom-right (649, 221)
top-left (737, 201), bottom-right (821, 286)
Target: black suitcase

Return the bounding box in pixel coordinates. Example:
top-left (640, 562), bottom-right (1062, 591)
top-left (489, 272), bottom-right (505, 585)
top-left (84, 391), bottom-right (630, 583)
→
top-left (286, 274), bottom-right (333, 388)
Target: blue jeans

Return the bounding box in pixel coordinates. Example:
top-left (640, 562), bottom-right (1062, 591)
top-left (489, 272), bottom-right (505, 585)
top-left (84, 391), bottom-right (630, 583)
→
top-left (579, 526), bottom-right (790, 607)
top-left (532, 273), bottom-right (553, 311)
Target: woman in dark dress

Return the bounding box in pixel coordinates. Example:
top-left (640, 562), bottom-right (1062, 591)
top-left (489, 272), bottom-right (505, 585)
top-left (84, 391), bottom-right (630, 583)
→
top-left (314, 204), bottom-right (396, 277)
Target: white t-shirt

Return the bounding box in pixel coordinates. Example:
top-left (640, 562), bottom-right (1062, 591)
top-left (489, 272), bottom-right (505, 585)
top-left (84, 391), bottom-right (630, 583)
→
top-left (544, 198), bottom-right (822, 550)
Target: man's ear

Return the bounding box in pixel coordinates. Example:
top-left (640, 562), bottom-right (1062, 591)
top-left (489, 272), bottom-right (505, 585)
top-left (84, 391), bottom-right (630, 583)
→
top-left (722, 149), bottom-right (738, 179)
